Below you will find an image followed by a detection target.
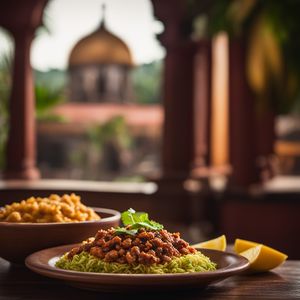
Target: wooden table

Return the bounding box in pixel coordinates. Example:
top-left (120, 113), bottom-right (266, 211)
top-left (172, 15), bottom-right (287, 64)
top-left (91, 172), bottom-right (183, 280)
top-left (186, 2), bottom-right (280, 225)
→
top-left (1, 258), bottom-right (299, 299)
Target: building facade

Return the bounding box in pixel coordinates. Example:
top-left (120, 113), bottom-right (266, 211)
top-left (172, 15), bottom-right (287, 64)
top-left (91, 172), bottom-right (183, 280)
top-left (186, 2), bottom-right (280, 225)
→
top-left (68, 13), bottom-right (134, 103)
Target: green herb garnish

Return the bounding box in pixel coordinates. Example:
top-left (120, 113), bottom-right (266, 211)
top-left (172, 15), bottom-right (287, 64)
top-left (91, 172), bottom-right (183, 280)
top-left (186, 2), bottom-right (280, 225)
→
top-left (114, 208), bottom-right (164, 236)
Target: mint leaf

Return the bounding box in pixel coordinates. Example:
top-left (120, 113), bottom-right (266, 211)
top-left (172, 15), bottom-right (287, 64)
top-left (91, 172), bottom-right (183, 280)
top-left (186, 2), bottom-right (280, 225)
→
top-left (119, 208), bottom-right (164, 233)
top-left (148, 220), bottom-right (164, 230)
top-left (130, 222), bottom-right (156, 230)
top-left (114, 227), bottom-right (137, 236)
top-left (133, 212), bottom-right (149, 223)
top-left (121, 209), bottom-right (149, 226)
top-left (116, 209), bottom-right (164, 236)
top-left (121, 208), bottom-right (136, 226)
top-left (130, 221), bottom-right (163, 231)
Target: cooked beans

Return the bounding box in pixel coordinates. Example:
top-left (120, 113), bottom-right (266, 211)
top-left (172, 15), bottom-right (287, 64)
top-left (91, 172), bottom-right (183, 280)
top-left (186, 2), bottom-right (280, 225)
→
top-left (0, 193), bottom-right (100, 223)
top-left (68, 227), bottom-right (196, 265)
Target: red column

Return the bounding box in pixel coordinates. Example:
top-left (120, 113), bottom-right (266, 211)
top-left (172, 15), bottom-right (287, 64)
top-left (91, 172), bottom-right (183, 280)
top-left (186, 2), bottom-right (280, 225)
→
top-left (228, 39), bottom-right (258, 186)
top-left (0, 0), bottom-right (48, 179)
top-left (4, 30), bottom-right (40, 179)
top-left (152, 0), bottom-right (209, 180)
top-left (161, 41), bottom-right (196, 179)
top-left (228, 38), bottom-right (276, 187)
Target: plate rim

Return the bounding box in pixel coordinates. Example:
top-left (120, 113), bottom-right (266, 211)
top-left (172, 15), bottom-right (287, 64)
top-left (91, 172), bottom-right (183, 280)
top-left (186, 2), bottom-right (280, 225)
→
top-left (25, 243), bottom-right (250, 282)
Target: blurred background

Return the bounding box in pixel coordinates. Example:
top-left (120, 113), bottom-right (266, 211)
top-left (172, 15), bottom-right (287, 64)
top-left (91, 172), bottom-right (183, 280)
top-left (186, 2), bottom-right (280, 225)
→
top-left (0, 0), bottom-right (300, 258)
top-left (0, 0), bottom-right (164, 181)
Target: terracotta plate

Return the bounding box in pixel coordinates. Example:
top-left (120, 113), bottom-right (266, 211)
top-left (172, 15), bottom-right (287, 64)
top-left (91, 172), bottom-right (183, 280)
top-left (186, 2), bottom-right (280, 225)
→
top-left (25, 244), bottom-right (249, 292)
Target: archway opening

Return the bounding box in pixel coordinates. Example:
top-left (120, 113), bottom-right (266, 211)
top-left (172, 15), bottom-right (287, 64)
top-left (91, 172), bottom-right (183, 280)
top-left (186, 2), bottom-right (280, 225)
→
top-left (32, 0), bottom-right (165, 181)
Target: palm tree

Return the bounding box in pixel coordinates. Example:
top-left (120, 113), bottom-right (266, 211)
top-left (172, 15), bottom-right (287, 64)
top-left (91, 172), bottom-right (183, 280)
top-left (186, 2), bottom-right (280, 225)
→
top-left (207, 0), bottom-right (300, 115)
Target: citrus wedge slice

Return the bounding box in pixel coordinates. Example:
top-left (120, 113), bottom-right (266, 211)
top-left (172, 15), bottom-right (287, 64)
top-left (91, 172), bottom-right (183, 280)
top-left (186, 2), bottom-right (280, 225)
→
top-left (192, 235), bottom-right (227, 251)
top-left (235, 239), bottom-right (288, 272)
top-left (234, 238), bottom-right (259, 253)
top-left (239, 244), bottom-right (262, 271)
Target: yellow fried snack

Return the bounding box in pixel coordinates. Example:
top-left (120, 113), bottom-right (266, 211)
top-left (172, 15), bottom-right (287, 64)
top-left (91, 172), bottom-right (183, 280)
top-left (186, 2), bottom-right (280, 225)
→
top-left (0, 193), bottom-right (100, 223)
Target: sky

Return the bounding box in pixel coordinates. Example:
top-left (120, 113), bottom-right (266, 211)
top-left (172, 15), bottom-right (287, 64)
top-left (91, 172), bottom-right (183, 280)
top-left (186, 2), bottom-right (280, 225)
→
top-left (0, 0), bottom-right (165, 71)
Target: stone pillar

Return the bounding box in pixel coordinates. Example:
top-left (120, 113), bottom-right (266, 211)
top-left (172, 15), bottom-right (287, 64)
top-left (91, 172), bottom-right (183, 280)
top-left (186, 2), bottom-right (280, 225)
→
top-left (0, 0), bottom-right (48, 179)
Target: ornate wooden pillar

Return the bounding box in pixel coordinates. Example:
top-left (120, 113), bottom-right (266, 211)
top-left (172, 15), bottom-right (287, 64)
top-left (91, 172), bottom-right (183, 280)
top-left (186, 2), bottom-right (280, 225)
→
top-left (152, 0), bottom-right (198, 181)
top-left (162, 41), bottom-right (196, 179)
top-left (0, 0), bottom-right (48, 179)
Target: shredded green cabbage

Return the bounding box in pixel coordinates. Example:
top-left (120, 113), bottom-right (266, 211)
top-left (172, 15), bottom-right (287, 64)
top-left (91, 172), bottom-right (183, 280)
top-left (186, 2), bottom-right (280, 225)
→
top-left (55, 251), bottom-right (216, 274)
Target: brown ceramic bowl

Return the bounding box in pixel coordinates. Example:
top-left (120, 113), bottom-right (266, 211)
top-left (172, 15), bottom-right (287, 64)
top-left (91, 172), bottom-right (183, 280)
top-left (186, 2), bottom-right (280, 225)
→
top-left (0, 207), bottom-right (120, 263)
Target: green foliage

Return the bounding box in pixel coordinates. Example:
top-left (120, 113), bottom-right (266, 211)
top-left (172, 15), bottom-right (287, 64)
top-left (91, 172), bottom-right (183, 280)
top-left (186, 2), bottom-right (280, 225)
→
top-left (88, 116), bottom-right (132, 151)
top-left (264, 1), bottom-right (300, 78)
top-left (0, 50), bottom-right (12, 169)
top-left (114, 208), bottom-right (164, 236)
top-left (0, 46), bottom-right (66, 169)
top-left (207, 0), bottom-right (258, 36)
top-left (207, 0), bottom-right (300, 115)
top-left (34, 61), bottom-right (163, 105)
top-left (34, 69), bottom-right (67, 91)
top-left (34, 68), bottom-right (67, 121)
top-left (132, 61), bottom-right (162, 104)
top-left (35, 84), bottom-right (66, 121)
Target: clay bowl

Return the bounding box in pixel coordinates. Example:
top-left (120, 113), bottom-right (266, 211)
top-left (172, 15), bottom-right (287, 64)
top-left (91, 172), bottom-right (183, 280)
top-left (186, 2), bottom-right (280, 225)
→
top-left (0, 207), bottom-right (120, 263)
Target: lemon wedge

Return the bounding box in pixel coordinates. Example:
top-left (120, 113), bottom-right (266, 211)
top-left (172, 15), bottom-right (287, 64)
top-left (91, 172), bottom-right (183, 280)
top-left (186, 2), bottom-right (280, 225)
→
top-left (235, 239), bottom-right (288, 272)
top-left (192, 235), bottom-right (227, 251)
top-left (234, 238), bottom-right (259, 253)
top-left (239, 244), bottom-right (263, 271)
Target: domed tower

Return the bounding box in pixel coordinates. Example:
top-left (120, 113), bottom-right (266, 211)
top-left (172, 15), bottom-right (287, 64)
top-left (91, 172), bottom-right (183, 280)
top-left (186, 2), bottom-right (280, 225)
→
top-left (68, 5), bottom-right (134, 103)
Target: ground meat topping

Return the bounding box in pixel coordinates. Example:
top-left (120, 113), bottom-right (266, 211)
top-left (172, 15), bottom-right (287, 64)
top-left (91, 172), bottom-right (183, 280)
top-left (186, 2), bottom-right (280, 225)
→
top-left (67, 227), bottom-right (196, 265)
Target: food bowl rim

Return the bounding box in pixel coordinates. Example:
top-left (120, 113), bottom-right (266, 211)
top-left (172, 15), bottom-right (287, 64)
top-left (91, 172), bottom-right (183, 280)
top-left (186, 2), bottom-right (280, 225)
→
top-left (0, 207), bottom-right (121, 227)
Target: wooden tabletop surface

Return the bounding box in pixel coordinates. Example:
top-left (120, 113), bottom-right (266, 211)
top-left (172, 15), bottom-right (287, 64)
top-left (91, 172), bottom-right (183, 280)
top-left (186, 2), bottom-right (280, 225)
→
top-left (0, 258), bottom-right (299, 300)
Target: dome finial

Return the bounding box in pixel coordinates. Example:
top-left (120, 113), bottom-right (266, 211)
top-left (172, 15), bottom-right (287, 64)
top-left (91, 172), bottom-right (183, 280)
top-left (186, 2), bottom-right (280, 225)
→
top-left (100, 3), bottom-right (106, 28)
